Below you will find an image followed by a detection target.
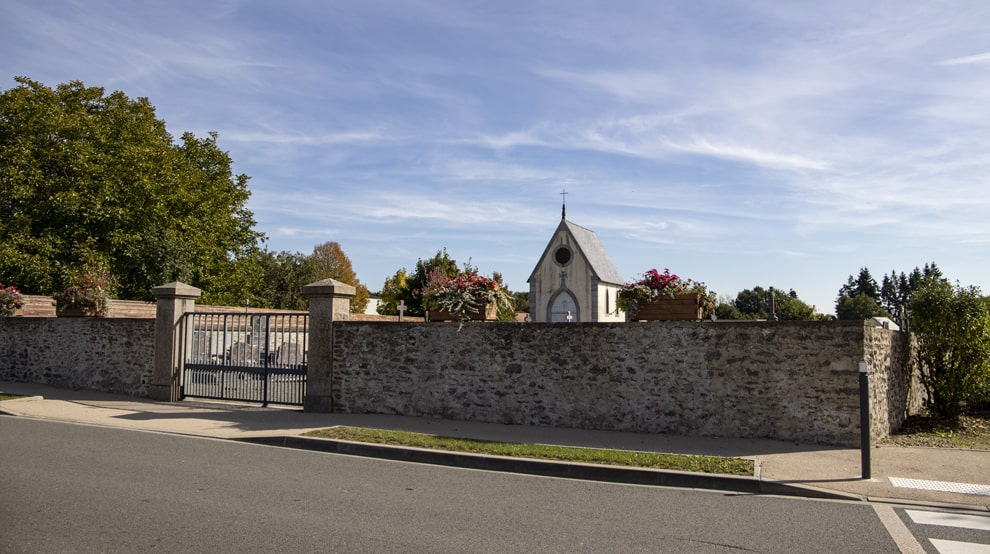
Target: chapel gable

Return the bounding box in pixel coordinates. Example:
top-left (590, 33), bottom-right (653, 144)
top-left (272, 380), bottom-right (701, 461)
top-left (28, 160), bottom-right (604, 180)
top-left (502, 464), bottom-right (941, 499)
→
top-left (527, 210), bottom-right (624, 323)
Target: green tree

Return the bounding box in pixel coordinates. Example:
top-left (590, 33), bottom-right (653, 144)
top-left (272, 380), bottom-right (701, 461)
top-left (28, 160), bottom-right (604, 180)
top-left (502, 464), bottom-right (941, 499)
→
top-left (306, 241), bottom-right (369, 313)
top-left (377, 268), bottom-right (409, 315)
top-left (718, 287), bottom-right (818, 320)
top-left (836, 268), bottom-right (888, 320)
top-left (714, 303), bottom-right (743, 320)
top-left (836, 293), bottom-right (889, 320)
top-left (378, 248), bottom-right (517, 319)
top-left (840, 267), bottom-right (881, 300)
top-left (491, 272), bottom-right (517, 322)
top-left (255, 249), bottom-right (311, 310)
top-left (397, 248), bottom-right (460, 317)
top-left (909, 278), bottom-right (990, 420)
top-left (880, 263), bottom-right (942, 323)
top-left (776, 289), bottom-right (817, 320)
top-left (733, 287), bottom-right (771, 318)
top-left (0, 77), bottom-right (263, 302)
top-left (513, 291), bottom-right (530, 316)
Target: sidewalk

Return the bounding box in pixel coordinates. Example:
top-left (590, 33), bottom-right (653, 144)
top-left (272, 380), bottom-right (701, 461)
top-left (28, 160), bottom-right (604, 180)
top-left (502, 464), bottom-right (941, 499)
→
top-left (2, 381), bottom-right (987, 510)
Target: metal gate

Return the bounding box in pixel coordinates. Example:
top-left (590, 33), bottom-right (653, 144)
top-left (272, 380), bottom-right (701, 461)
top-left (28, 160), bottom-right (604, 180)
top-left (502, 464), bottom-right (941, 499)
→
top-left (179, 312), bottom-right (309, 406)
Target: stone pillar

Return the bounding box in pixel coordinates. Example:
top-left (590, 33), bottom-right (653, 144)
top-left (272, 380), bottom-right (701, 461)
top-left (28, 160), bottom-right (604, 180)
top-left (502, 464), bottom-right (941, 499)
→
top-left (302, 278), bottom-right (355, 412)
top-left (149, 282), bottom-right (202, 402)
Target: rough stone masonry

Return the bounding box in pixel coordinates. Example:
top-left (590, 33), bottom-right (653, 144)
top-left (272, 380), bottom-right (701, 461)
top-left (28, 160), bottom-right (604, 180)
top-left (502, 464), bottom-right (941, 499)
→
top-left (328, 320), bottom-right (921, 446)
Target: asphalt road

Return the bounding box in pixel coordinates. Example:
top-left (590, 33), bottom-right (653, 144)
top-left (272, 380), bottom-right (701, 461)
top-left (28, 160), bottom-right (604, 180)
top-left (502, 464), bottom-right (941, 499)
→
top-left (0, 417), bottom-right (902, 553)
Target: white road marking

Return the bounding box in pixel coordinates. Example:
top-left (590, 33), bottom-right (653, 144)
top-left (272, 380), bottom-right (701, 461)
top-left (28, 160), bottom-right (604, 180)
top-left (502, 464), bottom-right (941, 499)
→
top-left (907, 510), bottom-right (990, 531)
top-left (890, 477), bottom-right (990, 497)
top-left (873, 505), bottom-right (926, 554)
top-left (929, 538), bottom-right (990, 554)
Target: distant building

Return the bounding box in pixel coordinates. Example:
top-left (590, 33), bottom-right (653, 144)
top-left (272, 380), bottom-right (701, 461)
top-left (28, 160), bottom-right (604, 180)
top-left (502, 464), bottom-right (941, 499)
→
top-left (364, 296), bottom-right (382, 316)
top-left (528, 207), bottom-right (625, 322)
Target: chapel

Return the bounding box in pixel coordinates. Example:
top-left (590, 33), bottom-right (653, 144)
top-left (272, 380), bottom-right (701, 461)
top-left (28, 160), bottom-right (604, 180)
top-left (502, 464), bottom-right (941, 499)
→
top-left (527, 203), bottom-right (625, 322)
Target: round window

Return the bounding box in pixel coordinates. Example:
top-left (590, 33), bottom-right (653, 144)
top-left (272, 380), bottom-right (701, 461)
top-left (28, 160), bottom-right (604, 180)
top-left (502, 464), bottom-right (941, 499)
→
top-left (554, 246), bottom-right (572, 265)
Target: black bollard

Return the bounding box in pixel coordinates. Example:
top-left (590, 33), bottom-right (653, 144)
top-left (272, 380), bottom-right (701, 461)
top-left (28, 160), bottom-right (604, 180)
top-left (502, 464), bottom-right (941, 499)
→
top-left (859, 360), bottom-right (871, 479)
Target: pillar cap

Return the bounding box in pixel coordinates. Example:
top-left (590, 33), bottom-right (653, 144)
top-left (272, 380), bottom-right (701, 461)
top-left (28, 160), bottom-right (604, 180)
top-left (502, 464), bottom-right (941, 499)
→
top-left (151, 282), bottom-right (202, 299)
top-left (302, 278), bottom-right (356, 298)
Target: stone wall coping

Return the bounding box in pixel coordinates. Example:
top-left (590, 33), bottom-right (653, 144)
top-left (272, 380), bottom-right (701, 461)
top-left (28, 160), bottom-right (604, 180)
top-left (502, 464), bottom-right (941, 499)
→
top-left (150, 282), bottom-right (202, 299)
top-left (302, 278), bottom-right (356, 298)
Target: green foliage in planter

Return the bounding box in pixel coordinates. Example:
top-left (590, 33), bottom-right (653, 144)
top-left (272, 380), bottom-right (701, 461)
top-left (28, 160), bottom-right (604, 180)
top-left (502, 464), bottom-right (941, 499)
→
top-left (0, 283), bottom-right (24, 316)
top-left (617, 268), bottom-right (716, 318)
top-left (419, 269), bottom-right (513, 321)
top-left (52, 276), bottom-right (111, 317)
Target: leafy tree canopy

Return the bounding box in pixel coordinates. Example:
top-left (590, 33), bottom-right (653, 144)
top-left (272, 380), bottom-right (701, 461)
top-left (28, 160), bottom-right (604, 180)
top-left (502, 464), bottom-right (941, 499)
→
top-left (307, 241), bottom-right (369, 313)
top-left (837, 263), bottom-right (941, 323)
top-left (512, 291), bottom-right (530, 316)
top-left (254, 242), bottom-right (369, 313)
top-left (490, 271), bottom-right (517, 322)
top-left (835, 267), bottom-right (888, 320)
top-left (396, 248), bottom-right (461, 317)
top-left (255, 249), bottom-right (311, 311)
top-left (879, 262), bottom-right (942, 321)
top-left (909, 277), bottom-right (990, 420)
top-left (377, 268), bottom-right (409, 316)
top-left (836, 292), bottom-right (890, 320)
top-left (0, 77), bottom-right (263, 303)
top-left (379, 248), bottom-right (517, 319)
top-left (839, 267), bottom-right (881, 300)
top-left (715, 286), bottom-right (819, 320)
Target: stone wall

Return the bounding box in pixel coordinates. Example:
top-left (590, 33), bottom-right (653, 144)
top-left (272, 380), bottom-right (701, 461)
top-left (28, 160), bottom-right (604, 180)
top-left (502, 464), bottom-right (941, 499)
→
top-left (1, 307), bottom-right (922, 446)
top-left (330, 320), bottom-right (917, 446)
top-left (865, 325), bottom-right (924, 440)
top-left (0, 317), bottom-right (155, 397)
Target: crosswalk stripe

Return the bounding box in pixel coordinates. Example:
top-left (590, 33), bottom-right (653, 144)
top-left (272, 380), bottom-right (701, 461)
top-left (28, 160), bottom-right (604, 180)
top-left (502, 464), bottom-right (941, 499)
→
top-left (907, 510), bottom-right (990, 531)
top-left (929, 538), bottom-right (990, 554)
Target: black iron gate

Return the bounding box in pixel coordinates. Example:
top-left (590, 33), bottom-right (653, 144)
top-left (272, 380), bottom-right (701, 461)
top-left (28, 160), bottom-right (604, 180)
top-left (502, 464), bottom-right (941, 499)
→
top-left (179, 312), bottom-right (309, 406)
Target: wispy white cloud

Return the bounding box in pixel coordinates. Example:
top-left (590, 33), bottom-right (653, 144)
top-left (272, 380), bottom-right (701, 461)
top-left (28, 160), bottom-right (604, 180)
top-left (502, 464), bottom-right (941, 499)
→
top-left (223, 130), bottom-right (387, 146)
top-left (662, 136), bottom-right (829, 171)
top-left (4, 0), bottom-right (990, 313)
top-left (939, 51), bottom-right (990, 66)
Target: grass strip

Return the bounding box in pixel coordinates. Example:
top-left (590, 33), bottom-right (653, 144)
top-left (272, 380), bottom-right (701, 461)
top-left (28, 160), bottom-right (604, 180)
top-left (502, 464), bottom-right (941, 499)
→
top-left (303, 426), bottom-right (754, 476)
top-left (0, 394), bottom-right (27, 401)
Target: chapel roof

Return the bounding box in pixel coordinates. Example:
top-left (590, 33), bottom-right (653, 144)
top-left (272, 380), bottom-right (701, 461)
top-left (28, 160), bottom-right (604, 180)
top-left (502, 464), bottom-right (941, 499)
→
top-left (528, 217), bottom-right (625, 285)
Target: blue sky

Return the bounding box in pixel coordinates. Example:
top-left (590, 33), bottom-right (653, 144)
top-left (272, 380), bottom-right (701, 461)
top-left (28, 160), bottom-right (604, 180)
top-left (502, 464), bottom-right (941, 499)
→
top-left (4, 1), bottom-right (989, 315)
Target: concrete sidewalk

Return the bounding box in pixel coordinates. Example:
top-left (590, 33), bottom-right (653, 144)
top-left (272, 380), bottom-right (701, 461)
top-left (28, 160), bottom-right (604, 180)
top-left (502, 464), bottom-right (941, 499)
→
top-left (2, 381), bottom-right (987, 510)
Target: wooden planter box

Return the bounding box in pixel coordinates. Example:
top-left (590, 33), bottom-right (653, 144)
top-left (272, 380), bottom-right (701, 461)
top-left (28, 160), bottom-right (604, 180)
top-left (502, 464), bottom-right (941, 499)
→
top-left (632, 294), bottom-right (703, 321)
top-left (56, 305), bottom-right (101, 317)
top-left (427, 303), bottom-right (497, 322)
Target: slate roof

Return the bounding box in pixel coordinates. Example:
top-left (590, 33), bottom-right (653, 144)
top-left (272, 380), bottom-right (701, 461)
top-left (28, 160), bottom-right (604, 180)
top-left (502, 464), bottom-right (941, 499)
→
top-left (528, 218), bottom-right (625, 285)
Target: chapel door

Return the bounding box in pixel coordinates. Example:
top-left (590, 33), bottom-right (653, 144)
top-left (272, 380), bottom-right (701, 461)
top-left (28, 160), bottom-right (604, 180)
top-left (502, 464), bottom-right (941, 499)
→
top-left (549, 292), bottom-right (579, 322)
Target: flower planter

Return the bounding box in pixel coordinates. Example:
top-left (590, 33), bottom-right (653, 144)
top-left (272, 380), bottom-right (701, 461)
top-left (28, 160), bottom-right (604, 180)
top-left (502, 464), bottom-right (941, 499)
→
top-left (56, 305), bottom-right (100, 317)
top-left (428, 303), bottom-right (497, 322)
top-left (631, 294), bottom-right (703, 321)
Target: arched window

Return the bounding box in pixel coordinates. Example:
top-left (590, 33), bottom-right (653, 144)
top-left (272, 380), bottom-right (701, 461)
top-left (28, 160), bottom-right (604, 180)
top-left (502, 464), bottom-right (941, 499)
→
top-left (549, 290), bottom-right (579, 322)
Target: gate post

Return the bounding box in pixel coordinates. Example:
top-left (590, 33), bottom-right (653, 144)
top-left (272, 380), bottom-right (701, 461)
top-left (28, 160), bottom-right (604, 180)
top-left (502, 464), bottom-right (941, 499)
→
top-left (301, 278), bottom-right (355, 412)
top-left (149, 282), bottom-right (202, 402)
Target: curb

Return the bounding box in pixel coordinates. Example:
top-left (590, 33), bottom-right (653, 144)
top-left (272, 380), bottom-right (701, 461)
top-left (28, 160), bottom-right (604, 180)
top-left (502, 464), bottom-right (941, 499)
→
top-left (867, 496), bottom-right (990, 513)
top-left (0, 396), bottom-right (45, 417)
top-left (235, 435), bottom-right (862, 502)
